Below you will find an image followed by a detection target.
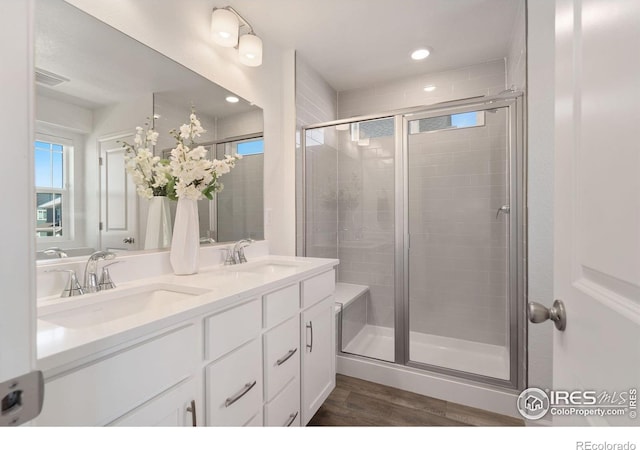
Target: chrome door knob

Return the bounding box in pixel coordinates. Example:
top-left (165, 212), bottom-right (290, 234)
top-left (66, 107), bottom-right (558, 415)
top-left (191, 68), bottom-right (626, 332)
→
top-left (528, 299), bottom-right (567, 331)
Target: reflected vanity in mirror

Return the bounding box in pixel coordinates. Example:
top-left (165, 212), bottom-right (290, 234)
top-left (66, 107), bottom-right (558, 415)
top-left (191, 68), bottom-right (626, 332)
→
top-left (34, 0), bottom-right (264, 261)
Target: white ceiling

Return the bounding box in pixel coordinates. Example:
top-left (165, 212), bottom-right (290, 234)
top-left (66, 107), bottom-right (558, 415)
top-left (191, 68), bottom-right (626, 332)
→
top-left (225, 0), bottom-right (522, 92)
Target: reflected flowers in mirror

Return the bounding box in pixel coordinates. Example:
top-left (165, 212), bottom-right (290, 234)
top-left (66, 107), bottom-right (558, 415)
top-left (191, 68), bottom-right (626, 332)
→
top-left (167, 110), bottom-right (242, 201)
top-left (120, 121), bottom-right (173, 199)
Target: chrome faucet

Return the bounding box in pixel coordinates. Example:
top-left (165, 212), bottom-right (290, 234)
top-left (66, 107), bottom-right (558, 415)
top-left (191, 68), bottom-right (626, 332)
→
top-left (43, 247), bottom-right (68, 258)
top-left (83, 250), bottom-right (116, 293)
top-left (232, 239), bottom-right (254, 264)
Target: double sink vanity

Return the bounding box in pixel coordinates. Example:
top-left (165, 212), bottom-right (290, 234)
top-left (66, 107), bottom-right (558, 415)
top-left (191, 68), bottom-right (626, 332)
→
top-left (35, 246), bottom-right (338, 427)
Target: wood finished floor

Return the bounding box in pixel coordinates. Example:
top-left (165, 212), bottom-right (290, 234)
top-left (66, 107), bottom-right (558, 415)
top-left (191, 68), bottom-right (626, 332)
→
top-left (308, 374), bottom-right (524, 427)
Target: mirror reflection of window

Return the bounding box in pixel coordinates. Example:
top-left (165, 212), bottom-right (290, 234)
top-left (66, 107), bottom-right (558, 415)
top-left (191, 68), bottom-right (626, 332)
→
top-left (214, 137), bottom-right (264, 242)
top-left (35, 138), bottom-right (69, 239)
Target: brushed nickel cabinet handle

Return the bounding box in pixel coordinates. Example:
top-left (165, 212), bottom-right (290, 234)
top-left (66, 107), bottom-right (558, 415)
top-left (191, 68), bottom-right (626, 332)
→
top-left (224, 380), bottom-right (257, 407)
top-left (306, 322), bottom-right (313, 352)
top-left (276, 348), bottom-right (297, 366)
top-left (186, 400), bottom-right (197, 427)
top-left (284, 411), bottom-right (299, 427)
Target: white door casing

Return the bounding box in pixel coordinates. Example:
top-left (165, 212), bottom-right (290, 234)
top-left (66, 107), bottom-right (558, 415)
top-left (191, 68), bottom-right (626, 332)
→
top-left (553, 0), bottom-right (640, 426)
top-left (99, 134), bottom-right (139, 251)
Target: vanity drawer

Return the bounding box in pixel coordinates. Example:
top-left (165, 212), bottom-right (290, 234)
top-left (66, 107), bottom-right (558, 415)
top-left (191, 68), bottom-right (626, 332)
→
top-left (206, 338), bottom-right (263, 426)
top-left (205, 298), bottom-right (261, 361)
top-left (263, 315), bottom-right (300, 401)
top-left (263, 283), bottom-right (299, 328)
top-left (36, 324), bottom-right (197, 426)
top-left (265, 377), bottom-right (300, 427)
top-left (302, 270), bottom-right (335, 309)
top-left (244, 410), bottom-right (264, 427)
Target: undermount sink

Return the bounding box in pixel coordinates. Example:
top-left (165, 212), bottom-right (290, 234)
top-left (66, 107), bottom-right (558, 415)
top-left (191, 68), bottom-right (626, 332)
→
top-left (39, 283), bottom-right (210, 329)
top-left (226, 259), bottom-right (307, 275)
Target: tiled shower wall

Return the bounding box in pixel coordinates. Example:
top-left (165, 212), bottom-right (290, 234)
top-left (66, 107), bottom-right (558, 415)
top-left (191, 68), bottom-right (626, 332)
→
top-left (336, 122), bottom-right (396, 328)
top-left (407, 110), bottom-right (509, 346)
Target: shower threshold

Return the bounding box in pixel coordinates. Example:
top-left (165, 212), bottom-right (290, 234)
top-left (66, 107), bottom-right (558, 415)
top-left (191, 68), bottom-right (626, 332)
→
top-left (342, 325), bottom-right (509, 380)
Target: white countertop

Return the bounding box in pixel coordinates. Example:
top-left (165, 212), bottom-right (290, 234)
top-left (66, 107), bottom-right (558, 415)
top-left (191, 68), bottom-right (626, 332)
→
top-left (37, 255), bottom-right (338, 374)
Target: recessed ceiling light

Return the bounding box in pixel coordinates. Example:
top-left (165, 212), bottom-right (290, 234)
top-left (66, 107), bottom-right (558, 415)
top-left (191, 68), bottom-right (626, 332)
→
top-left (411, 48), bottom-right (430, 60)
top-left (423, 85), bottom-right (437, 92)
top-left (225, 96), bottom-right (239, 103)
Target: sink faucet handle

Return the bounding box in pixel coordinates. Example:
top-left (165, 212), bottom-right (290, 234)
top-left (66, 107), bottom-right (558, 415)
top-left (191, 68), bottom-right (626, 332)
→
top-left (99, 261), bottom-right (121, 291)
top-left (43, 247), bottom-right (68, 258)
top-left (223, 247), bottom-right (236, 265)
top-left (237, 247), bottom-right (249, 264)
top-left (232, 238), bottom-right (254, 264)
top-left (45, 269), bottom-right (84, 298)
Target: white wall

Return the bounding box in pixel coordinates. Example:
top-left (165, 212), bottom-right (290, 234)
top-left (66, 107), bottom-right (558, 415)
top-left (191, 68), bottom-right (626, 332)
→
top-left (0, 0), bottom-right (36, 380)
top-left (36, 94), bottom-right (93, 133)
top-left (506, 0), bottom-right (527, 91)
top-left (338, 59), bottom-right (506, 119)
top-left (527, 0), bottom-right (555, 394)
top-left (65, 0), bottom-right (296, 255)
top-left (217, 109), bottom-right (263, 141)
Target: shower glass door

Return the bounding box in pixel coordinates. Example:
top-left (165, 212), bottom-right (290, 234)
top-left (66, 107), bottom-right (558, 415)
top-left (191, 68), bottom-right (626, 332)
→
top-left (404, 106), bottom-right (512, 380)
top-left (303, 117), bottom-right (397, 363)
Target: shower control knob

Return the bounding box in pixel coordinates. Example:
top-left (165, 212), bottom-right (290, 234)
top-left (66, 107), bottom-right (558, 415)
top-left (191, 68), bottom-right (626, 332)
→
top-left (528, 300), bottom-right (567, 331)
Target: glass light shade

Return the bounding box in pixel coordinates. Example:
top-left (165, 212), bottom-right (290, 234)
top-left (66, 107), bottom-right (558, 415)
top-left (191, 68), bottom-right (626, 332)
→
top-left (238, 34), bottom-right (263, 67)
top-left (211, 8), bottom-right (239, 47)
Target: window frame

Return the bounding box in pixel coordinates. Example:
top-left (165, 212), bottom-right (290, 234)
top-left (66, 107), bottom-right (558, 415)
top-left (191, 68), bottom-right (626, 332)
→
top-left (34, 133), bottom-right (73, 243)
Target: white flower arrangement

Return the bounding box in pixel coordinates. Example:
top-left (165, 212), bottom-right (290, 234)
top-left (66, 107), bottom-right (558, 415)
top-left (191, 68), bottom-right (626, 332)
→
top-left (122, 111), bottom-right (241, 202)
top-left (166, 111), bottom-right (241, 201)
top-left (121, 122), bottom-right (172, 199)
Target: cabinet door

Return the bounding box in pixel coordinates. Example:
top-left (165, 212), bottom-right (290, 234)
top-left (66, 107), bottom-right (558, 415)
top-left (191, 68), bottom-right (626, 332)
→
top-left (109, 378), bottom-right (199, 426)
top-left (301, 295), bottom-right (335, 425)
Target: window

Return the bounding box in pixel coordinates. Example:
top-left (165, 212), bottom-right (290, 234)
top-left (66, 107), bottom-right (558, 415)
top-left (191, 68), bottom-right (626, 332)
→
top-left (236, 138), bottom-right (264, 156)
top-left (35, 138), bottom-right (69, 238)
top-left (409, 111), bottom-right (486, 134)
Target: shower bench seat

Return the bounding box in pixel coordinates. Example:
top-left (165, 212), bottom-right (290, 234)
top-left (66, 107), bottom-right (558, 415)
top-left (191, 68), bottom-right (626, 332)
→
top-left (333, 282), bottom-right (369, 314)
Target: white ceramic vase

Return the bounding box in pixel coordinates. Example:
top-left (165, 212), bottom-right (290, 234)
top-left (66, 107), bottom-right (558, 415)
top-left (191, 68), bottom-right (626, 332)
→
top-left (170, 198), bottom-right (200, 275)
top-left (144, 196), bottom-right (173, 250)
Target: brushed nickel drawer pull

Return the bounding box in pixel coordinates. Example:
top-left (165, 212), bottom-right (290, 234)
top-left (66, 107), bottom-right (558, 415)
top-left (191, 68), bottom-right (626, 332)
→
top-left (276, 348), bottom-right (297, 366)
top-left (224, 380), bottom-right (257, 407)
top-left (306, 322), bottom-right (313, 352)
top-left (284, 411), bottom-right (299, 427)
top-left (186, 400), bottom-right (197, 426)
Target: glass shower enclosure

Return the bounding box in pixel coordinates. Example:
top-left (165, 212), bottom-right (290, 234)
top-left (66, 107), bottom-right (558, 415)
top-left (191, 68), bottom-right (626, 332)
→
top-left (300, 93), bottom-right (525, 389)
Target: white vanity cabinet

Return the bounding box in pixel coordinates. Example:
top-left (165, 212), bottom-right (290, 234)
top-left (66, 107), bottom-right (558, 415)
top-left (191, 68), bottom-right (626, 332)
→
top-left (36, 263), bottom-right (337, 427)
top-left (35, 324), bottom-right (200, 426)
top-left (109, 378), bottom-right (199, 426)
top-left (300, 271), bottom-right (336, 424)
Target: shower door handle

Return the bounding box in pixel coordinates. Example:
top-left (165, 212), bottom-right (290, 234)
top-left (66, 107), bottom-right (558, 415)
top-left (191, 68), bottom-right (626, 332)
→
top-left (496, 205), bottom-right (510, 219)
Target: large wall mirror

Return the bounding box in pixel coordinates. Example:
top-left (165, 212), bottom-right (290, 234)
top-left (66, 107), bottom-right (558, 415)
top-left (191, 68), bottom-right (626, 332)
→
top-left (34, 0), bottom-right (264, 261)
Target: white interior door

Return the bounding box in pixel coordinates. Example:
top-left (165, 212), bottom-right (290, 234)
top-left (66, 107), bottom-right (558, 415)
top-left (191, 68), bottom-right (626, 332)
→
top-left (552, 0), bottom-right (640, 426)
top-left (99, 134), bottom-right (139, 251)
top-left (0, 0), bottom-right (42, 427)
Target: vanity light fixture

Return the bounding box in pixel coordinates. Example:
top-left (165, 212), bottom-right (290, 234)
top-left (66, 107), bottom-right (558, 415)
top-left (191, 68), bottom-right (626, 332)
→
top-left (211, 6), bottom-right (263, 67)
top-left (411, 48), bottom-right (431, 60)
top-left (423, 85), bottom-right (437, 92)
top-left (225, 96), bottom-right (240, 103)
